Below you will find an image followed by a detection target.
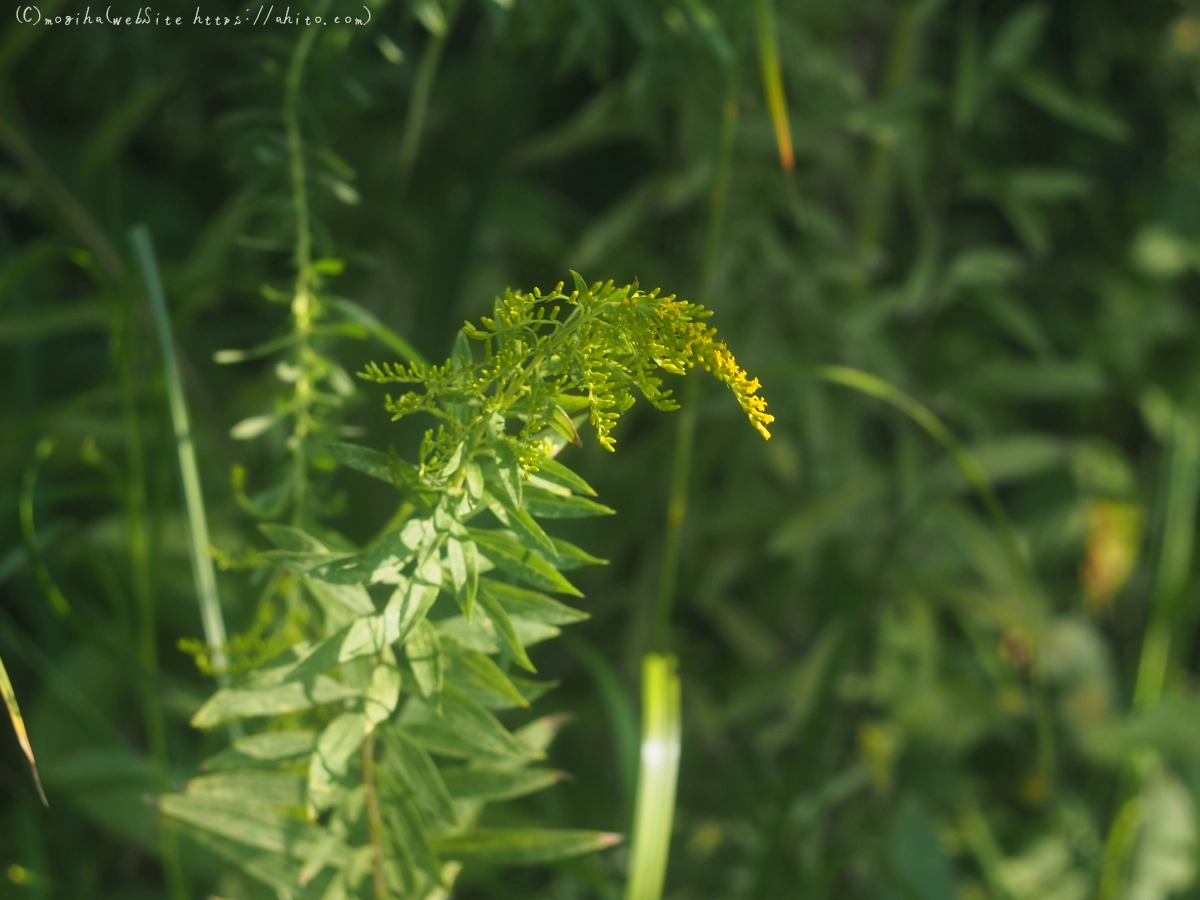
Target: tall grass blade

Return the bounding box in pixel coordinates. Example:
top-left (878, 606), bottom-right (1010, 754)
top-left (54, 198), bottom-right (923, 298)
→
top-left (398, 0), bottom-right (464, 191)
top-left (130, 224), bottom-right (231, 681)
top-left (624, 653), bottom-right (682, 900)
top-left (0, 652), bottom-right (47, 805)
top-left (755, 0), bottom-right (793, 172)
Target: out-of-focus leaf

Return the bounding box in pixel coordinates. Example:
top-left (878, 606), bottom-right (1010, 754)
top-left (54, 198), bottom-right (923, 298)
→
top-left (191, 676), bottom-right (359, 728)
top-left (432, 828), bottom-right (622, 866)
top-left (523, 485), bottom-right (615, 519)
top-left (186, 771), bottom-right (306, 808)
top-left (378, 723), bottom-right (458, 825)
top-left (1014, 71), bottom-right (1129, 142)
top-left (440, 766), bottom-right (564, 802)
top-left (441, 637), bottom-right (531, 709)
top-left (308, 712), bottom-right (367, 811)
top-left (401, 685), bottom-right (534, 761)
top-left (0, 652), bottom-right (46, 804)
top-left (988, 3), bottom-right (1049, 72)
top-left (888, 796), bottom-right (955, 900)
top-left (202, 731), bottom-right (316, 770)
top-left (479, 578), bottom-right (588, 626)
top-left (1126, 771), bottom-right (1198, 900)
top-left (469, 529), bottom-right (583, 595)
top-left (406, 619), bottom-right (444, 699)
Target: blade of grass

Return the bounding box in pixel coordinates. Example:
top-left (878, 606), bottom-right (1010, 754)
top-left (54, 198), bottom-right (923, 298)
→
top-left (130, 224), bottom-right (232, 685)
top-left (0, 652), bottom-right (47, 805)
top-left (398, 0), bottom-right (465, 191)
top-left (624, 654), bottom-right (682, 900)
top-left (755, 0), bottom-right (793, 173)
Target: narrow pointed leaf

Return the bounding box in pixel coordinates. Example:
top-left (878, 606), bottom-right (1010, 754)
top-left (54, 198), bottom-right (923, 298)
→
top-left (0, 653), bottom-right (46, 805)
top-left (440, 766), bottom-right (565, 802)
top-left (433, 828), bottom-right (622, 866)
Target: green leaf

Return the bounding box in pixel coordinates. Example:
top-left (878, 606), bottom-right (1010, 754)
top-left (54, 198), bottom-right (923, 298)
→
top-left (512, 714), bottom-right (571, 757)
top-left (475, 580), bottom-right (536, 672)
top-left (406, 619), bottom-right (444, 699)
top-left (324, 442), bottom-right (395, 484)
top-left (186, 771), bottom-right (306, 808)
top-left (523, 484), bottom-right (615, 519)
top-left (446, 536), bottom-right (479, 619)
top-left (401, 685), bottom-right (534, 761)
top-left (548, 404), bottom-right (582, 446)
top-left (185, 830), bottom-right (326, 897)
top-left (436, 614), bottom-right (561, 655)
top-left (202, 731), bottom-right (316, 770)
top-left (988, 3), bottom-right (1048, 72)
top-left (380, 786), bottom-right (445, 887)
top-left (161, 792), bottom-right (330, 858)
top-left (570, 270), bottom-right (590, 298)
top-left (259, 523), bottom-right (328, 553)
top-left (378, 723), bottom-right (458, 825)
top-left (385, 573), bottom-right (443, 645)
top-left (275, 614), bottom-right (395, 685)
top-left (440, 766), bottom-right (565, 802)
top-left (1125, 771), bottom-right (1198, 900)
top-left (441, 636), bottom-right (530, 708)
top-left (308, 712), bottom-right (367, 811)
top-left (887, 796), bottom-right (955, 900)
top-left (191, 677), bottom-right (360, 728)
top-left (0, 652), bottom-right (46, 805)
top-left (308, 517), bottom-right (426, 585)
top-left (1013, 70), bottom-right (1129, 142)
top-left (541, 536), bottom-right (607, 571)
top-left (528, 456), bottom-right (597, 496)
top-left (364, 659), bottom-right (403, 728)
top-left (304, 577), bottom-right (375, 621)
top-left (469, 529), bottom-right (582, 595)
top-left (432, 828), bottom-right (622, 866)
top-left (479, 578), bottom-right (589, 625)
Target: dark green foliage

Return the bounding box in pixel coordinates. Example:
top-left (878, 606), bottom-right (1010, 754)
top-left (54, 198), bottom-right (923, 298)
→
top-left (5, 0), bottom-right (1200, 899)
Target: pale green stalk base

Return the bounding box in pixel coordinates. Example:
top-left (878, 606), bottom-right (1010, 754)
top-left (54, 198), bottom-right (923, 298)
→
top-left (624, 654), bottom-right (682, 900)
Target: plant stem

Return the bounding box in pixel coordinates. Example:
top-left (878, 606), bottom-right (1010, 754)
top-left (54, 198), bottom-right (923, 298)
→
top-left (362, 731), bottom-right (389, 900)
top-left (131, 224), bottom-right (233, 688)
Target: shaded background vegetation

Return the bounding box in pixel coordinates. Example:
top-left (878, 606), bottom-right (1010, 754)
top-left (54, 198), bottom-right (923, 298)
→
top-left (4, 0), bottom-right (1200, 897)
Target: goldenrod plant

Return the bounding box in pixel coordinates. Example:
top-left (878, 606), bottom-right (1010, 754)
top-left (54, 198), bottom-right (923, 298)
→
top-left (162, 276), bottom-right (770, 897)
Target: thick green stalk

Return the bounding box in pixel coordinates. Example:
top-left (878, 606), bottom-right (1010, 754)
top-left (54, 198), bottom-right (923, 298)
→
top-left (116, 284), bottom-right (187, 900)
top-left (131, 224), bottom-right (231, 683)
top-left (624, 655), bottom-right (682, 900)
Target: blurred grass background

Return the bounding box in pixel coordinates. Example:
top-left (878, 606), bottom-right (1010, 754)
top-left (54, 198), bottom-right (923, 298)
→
top-left (4, 0), bottom-right (1200, 897)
